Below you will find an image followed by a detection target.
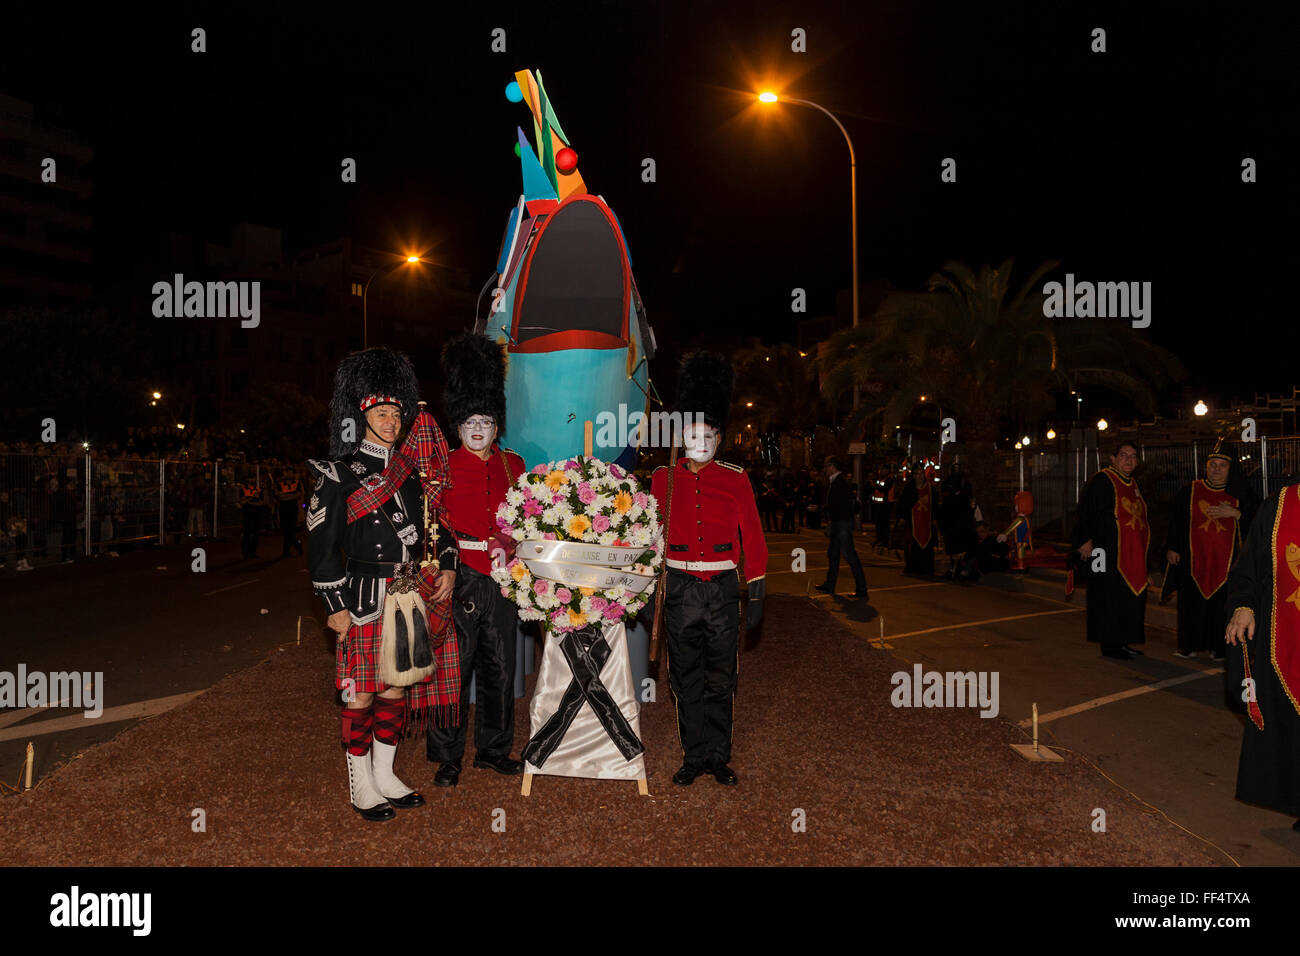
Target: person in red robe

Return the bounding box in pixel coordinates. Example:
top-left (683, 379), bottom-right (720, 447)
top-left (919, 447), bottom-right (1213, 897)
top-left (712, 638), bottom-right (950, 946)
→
top-left (1225, 481), bottom-right (1300, 829)
top-left (1071, 441), bottom-right (1150, 660)
top-left (1162, 444), bottom-right (1244, 660)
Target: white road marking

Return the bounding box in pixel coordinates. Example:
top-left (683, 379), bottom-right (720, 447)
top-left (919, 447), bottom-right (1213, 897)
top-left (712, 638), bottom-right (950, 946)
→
top-left (1018, 668), bottom-right (1225, 728)
top-left (0, 690), bottom-right (206, 743)
top-left (0, 698), bottom-right (72, 730)
top-left (872, 607), bottom-right (1083, 642)
top-left (203, 579), bottom-right (257, 596)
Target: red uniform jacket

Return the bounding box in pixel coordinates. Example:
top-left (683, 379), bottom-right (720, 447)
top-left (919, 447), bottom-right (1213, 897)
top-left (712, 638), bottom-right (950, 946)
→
top-left (651, 458), bottom-right (768, 583)
top-left (443, 444), bottom-right (526, 576)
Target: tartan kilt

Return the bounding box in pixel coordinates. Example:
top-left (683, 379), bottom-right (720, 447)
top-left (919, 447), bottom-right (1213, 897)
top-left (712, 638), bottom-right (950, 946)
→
top-left (337, 586), bottom-right (461, 733)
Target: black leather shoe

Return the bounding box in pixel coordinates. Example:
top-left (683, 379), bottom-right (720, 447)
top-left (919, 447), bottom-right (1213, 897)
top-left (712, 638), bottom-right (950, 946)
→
top-left (387, 791), bottom-right (426, 809)
top-left (672, 764), bottom-right (704, 786)
top-left (854, 590), bottom-right (869, 600)
top-left (1102, 647), bottom-right (1134, 660)
top-left (352, 801), bottom-right (396, 822)
top-left (473, 753), bottom-right (524, 775)
top-left (434, 761), bottom-right (461, 787)
top-left (814, 583), bottom-right (833, 595)
top-left (708, 763), bottom-right (739, 785)
top-left (1122, 645), bottom-right (1145, 656)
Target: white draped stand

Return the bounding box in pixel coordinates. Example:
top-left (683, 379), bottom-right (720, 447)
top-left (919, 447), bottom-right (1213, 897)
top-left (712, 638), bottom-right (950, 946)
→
top-left (521, 620), bottom-right (648, 796)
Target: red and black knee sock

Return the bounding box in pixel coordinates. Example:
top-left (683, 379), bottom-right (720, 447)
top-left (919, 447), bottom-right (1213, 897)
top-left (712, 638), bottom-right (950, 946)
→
top-left (341, 703), bottom-right (373, 756)
top-left (372, 695), bottom-right (406, 745)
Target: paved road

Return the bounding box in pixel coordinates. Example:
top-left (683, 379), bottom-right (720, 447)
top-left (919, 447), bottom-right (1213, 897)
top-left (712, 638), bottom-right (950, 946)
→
top-left (765, 524), bottom-right (1298, 867)
top-left (0, 536), bottom-right (315, 792)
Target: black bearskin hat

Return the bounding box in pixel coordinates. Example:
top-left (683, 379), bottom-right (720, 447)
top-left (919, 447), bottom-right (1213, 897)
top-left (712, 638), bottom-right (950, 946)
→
top-left (442, 332), bottom-right (507, 433)
top-left (328, 347), bottom-right (421, 457)
top-left (675, 351), bottom-right (734, 434)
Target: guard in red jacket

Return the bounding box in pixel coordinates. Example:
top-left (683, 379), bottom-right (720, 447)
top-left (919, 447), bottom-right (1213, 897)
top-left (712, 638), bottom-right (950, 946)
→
top-left (425, 333), bottom-right (527, 787)
top-left (650, 352), bottom-right (767, 787)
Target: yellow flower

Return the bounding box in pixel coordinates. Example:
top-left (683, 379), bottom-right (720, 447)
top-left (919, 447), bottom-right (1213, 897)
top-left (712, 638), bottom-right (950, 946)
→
top-left (567, 515), bottom-right (592, 538)
top-left (568, 609), bottom-right (588, 628)
top-left (545, 470), bottom-right (569, 492)
top-left (510, 561), bottom-right (530, 582)
top-left (613, 491), bottom-right (633, 514)
top-left (579, 587), bottom-right (596, 596)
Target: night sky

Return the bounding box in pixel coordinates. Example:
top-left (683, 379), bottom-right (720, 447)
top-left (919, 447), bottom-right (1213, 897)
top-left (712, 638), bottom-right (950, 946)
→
top-left (5, 1), bottom-right (1296, 404)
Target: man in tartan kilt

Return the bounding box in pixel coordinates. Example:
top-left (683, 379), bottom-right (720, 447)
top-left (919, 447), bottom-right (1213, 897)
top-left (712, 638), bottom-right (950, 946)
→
top-left (307, 348), bottom-right (462, 822)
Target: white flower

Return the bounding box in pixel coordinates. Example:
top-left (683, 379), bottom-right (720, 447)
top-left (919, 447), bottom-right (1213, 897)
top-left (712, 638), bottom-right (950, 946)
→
top-left (506, 488), bottom-right (524, 506)
top-left (542, 507), bottom-right (558, 524)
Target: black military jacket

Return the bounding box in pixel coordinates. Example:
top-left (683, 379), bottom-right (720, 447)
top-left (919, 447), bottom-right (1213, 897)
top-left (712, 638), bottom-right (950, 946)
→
top-left (305, 439), bottom-right (457, 623)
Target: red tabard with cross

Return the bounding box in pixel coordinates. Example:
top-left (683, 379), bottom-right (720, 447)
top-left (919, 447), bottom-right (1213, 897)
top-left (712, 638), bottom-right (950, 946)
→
top-left (1269, 485), bottom-right (1300, 718)
top-left (443, 444), bottom-right (525, 576)
top-left (911, 486), bottom-right (933, 548)
top-left (1104, 468), bottom-right (1149, 595)
top-left (1189, 479), bottom-right (1238, 599)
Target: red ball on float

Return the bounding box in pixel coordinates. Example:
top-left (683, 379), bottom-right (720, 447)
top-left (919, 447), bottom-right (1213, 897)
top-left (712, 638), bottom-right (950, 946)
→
top-left (556, 147), bottom-right (578, 172)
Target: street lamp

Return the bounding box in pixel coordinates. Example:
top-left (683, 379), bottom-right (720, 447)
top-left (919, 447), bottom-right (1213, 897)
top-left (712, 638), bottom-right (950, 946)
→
top-left (1096, 418), bottom-right (1108, 431)
top-left (1021, 435), bottom-right (1031, 446)
top-left (758, 89), bottom-right (860, 491)
top-left (1046, 428), bottom-right (1056, 440)
top-left (1194, 400), bottom-right (1208, 417)
top-left (363, 255), bottom-right (426, 349)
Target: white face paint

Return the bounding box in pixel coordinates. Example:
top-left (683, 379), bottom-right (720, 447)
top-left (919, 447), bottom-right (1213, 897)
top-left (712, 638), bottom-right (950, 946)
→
top-left (459, 415), bottom-right (497, 453)
top-left (683, 423), bottom-right (720, 463)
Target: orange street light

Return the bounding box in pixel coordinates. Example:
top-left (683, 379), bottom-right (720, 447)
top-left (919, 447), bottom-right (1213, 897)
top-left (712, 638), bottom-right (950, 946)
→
top-left (758, 91), bottom-right (779, 103)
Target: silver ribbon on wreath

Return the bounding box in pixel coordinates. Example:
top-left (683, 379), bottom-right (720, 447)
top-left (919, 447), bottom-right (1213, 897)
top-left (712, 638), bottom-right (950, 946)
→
top-left (515, 540), bottom-right (657, 595)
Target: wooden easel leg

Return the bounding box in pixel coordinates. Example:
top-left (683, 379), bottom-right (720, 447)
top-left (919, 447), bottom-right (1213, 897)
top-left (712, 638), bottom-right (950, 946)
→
top-left (521, 772), bottom-right (533, 796)
top-left (637, 777), bottom-right (648, 796)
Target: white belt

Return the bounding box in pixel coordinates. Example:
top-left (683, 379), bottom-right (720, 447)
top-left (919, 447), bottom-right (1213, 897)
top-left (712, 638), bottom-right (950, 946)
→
top-left (457, 539), bottom-right (488, 552)
top-left (667, 558), bottom-right (736, 572)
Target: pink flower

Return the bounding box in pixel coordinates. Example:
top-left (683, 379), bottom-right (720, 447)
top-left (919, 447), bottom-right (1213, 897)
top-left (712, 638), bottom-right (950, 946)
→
top-left (523, 498), bottom-right (543, 517)
top-left (534, 579), bottom-right (549, 595)
top-left (543, 532), bottom-right (557, 540)
top-left (566, 459), bottom-right (579, 470)
top-left (592, 514), bottom-right (611, 533)
top-left (500, 587), bottom-right (510, 597)
top-left (555, 587), bottom-right (572, 604)
top-left (633, 492), bottom-right (647, 508)
top-left (532, 463), bottom-right (548, 475)
top-left (630, 522), bottom-right (643, 534)
top-left (603, 602), bottom-right (624, 620)
top-left (589, 596), bottom-right (608, 613)
top-left (552, 493), bottom-right (564, 504)
top-left (577, 482), bottom-right (596, 504)
top-left (610, 464), bottom-right (624, 478)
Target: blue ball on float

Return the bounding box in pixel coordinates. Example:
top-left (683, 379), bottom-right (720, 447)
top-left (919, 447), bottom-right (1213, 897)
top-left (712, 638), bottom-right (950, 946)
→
top-left (505, 81), bottom-right (524, 102)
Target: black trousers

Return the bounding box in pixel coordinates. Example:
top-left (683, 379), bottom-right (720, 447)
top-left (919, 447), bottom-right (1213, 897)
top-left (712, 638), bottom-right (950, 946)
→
top-left (426, 564), bottom-right (518, 762)
top-left (664, 568), bottom-right (740, 769)
top-left (240, 504), bottom-right (260, 557)
top-left (279, 502), bottom-right (300, 556)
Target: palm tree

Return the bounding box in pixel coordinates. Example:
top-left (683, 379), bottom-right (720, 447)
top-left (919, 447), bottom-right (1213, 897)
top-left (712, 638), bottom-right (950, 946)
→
top-left (818, 259), bottom-right (1184, 511)
top-left (731, 340), bottom-right (828, 467)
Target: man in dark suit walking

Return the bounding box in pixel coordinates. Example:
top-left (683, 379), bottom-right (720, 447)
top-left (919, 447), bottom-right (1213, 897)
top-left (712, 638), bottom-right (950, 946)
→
top-left (815, 457), bottom-right (868, 599)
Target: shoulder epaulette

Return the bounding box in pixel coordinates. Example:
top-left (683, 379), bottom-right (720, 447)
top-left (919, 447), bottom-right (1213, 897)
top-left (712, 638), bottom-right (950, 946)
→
top-left (716, 460), bottom-right (745, 474)
top-left (306, 459), bottom-right (341, 483)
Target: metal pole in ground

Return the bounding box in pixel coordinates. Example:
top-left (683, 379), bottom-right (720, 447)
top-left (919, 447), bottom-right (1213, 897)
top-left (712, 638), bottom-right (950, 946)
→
top-left (84, 451), bottom-right (93, 557)
top-left (1262, 436), bottom-right (1270, 499)
top-left (159, 458), bottom-right (166, 546)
